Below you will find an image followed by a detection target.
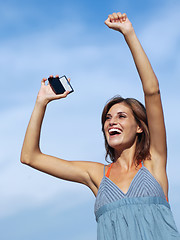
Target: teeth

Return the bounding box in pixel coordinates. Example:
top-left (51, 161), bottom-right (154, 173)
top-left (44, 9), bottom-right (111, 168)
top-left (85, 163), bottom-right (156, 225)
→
top-left (109, 128), bottom-right (122, 134)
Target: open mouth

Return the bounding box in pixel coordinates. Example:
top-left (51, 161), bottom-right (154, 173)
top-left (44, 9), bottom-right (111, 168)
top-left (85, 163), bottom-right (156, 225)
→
top-left (108, 128), bottom-right (122, 136)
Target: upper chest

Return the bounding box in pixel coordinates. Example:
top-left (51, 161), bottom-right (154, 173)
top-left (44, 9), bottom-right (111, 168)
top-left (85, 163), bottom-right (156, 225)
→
top-left (106, 165), bottom-right (142, 195)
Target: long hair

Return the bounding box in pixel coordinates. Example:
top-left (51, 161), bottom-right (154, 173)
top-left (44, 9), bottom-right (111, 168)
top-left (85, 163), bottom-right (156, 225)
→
top-left (101, 96), bottom-right (151, 166)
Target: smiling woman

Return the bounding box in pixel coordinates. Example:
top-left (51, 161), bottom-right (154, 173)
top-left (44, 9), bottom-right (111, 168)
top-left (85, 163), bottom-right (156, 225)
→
top-left (101, 96), bottom-right (150, 165)
top-left (20, 12), bottom-right (180, 240)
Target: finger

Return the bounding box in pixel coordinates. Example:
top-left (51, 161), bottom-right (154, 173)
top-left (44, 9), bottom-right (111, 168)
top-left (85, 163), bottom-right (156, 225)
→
top-left (108, 14), bottom-right (114, 22)
top-left (49, 75), bottom-right (53, 78)
top-left (117, 12), bottom-right (122, 22)
top-left (63, 90), bottom-right (70, 97)
top-left (67, 78), bottom-right (71, 83)
top-left (55, 90), bottom-right (70, 99)
top-left (55, 75), bottom-right (59, 78)
top-left (112, 12), bottom-right (118, 20)
top-left (117, 12), bottom-right (124, 23)
top-left (122, 13), bottom-right (127, 21)
top-left (41, 78), bottom-right (47, 85)
top-left (117, 12), bottom-right (122, 18)
top-left (111, 13), bottom-right (117, 23)
top-left (105, 17), bottom-right (113, 27)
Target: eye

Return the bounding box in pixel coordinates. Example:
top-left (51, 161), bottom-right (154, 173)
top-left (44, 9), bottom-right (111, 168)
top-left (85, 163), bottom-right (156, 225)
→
top-left (119, 114), bottom-right (126, 118)
top-left (105, 115), bottom-right (111, 120)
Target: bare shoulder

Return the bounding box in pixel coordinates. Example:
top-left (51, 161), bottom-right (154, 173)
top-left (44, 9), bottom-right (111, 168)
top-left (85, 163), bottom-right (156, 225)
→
top-left (80, 161), bottom-right (105, 187)
top-left (71, 160), bottom-right (104, 175)
top-left (71, 161), bottom-right (105, 196)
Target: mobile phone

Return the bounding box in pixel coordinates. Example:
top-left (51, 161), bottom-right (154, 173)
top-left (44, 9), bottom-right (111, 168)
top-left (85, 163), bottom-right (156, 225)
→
top-left (48, 75), bottom-right (74, 94)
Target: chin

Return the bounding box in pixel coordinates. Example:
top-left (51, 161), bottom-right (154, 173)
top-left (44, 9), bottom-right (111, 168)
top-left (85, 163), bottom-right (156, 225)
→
top-left (108, 140), bottom-right (122, 150)
top-left (108, 139), bottom-right (134, 151)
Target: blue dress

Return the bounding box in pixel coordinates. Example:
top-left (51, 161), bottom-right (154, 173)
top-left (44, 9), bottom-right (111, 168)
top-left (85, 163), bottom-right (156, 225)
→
top-left (94, 162), bottom-right (180, 240)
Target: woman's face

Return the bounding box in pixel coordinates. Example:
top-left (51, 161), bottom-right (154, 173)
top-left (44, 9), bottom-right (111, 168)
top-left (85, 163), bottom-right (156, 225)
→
top-left (104, 102), bottom-right (142, 151)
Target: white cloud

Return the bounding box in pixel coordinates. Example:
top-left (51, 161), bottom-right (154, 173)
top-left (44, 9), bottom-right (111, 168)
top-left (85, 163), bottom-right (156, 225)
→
top-left (0, 1), bottom-right (180, 228)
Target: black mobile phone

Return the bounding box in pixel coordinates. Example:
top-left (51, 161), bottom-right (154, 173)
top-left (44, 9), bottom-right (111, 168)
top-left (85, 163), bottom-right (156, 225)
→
top-left (48, 75), bottom-right (74, 95)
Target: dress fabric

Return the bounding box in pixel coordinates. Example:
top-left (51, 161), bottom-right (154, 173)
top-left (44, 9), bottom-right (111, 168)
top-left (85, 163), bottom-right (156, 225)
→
top-left (94, 163), bottom-right (180, 240)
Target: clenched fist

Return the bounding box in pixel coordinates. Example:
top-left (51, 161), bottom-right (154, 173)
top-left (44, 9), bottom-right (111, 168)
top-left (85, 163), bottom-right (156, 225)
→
top-left (105, 12), bottom-right (133, 36)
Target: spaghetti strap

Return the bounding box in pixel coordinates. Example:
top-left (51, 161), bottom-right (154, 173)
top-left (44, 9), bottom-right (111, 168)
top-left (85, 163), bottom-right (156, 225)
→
top-left (106, 162), bottom-right (142, 178)
top-left (105, 163), bottom-right (113, 178)
top-left (95, 161), bottom-right (179, 240)
top-left (140, 161), bottom-right (168, 203)
top-left (103, 165), bottom-right (106, 176)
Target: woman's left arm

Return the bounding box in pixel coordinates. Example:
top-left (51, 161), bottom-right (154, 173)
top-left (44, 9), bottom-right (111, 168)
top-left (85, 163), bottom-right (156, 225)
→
top-left (105, 13), bottom-right (167, 168)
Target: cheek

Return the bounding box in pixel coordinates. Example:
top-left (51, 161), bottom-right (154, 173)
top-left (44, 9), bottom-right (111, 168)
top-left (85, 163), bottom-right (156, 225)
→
top-left (103, 123), bottom-right (109, 139)
top-left (103, 121), bottom-right (108, 132)
top-left (126, 123), bottom-right (138, 136)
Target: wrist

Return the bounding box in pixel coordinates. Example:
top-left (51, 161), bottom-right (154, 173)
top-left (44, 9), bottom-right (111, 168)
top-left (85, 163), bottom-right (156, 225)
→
top-left (123, 27), bottom-right (135, 39)
top-left (36, 96), bottom-right (49, 108)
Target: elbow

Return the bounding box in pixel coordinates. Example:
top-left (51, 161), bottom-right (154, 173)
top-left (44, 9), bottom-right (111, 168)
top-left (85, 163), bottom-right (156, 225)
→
top-left (20, 149), bottom-right (40, 166)
top-left (20, 149), bottom-right (41, 166)
top-left (20, 151), bottom-right (32, 165)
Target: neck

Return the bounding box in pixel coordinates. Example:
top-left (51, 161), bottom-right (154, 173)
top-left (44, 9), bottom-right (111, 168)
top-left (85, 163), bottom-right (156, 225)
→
top-left (113, 139), bottom-right (137, 170)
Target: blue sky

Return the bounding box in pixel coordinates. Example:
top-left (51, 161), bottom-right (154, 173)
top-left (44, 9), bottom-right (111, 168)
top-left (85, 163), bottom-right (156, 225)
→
top-left (0, 0), bottom-right (180, 239)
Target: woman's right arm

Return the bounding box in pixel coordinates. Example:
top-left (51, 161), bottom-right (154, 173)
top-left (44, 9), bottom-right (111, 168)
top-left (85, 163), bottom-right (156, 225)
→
top-left (20, 77), bottom-right (103, 194)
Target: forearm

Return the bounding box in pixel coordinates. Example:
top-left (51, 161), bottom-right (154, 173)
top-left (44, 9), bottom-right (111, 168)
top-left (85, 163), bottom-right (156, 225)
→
top-left (21, 76), bottom-right (70, 165)
top-left (105, 12), bottom-right (167, 163)
top-left (124, 30), bottom-right (159, 94)
top-left (21, 98), bottom-right (47, 164)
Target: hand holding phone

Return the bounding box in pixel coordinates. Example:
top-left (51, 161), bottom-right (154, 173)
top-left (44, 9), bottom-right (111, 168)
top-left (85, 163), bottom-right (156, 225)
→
top-left (48, 75), bottom-right (74, 95)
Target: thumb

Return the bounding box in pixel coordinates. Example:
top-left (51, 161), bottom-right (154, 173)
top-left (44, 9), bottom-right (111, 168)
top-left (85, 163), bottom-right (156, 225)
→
top-left (54, 90), bottom-right (70, 100)
top-left (104, 17), bottom-right (112, 28)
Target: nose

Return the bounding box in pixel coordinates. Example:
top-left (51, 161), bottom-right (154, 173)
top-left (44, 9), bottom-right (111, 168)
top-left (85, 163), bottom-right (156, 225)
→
top-left (109, 116), bottom-right (118, 126)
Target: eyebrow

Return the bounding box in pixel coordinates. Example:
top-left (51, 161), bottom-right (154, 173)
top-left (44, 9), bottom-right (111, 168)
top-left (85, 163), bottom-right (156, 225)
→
top-left (106, 111), bottom-right (127, 116)
top-left (117, 111), bottom-right (127, 115)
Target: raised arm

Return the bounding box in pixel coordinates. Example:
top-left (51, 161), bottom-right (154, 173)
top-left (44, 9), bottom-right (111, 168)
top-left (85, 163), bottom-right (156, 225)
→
top-left (20, 76), bottom-right (102, 196)
top-left (105, 13), bottom-right (167, 168)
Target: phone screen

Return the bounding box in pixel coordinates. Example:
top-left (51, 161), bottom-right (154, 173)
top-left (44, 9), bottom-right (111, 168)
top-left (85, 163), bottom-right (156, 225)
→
top-left (48, 76), bottom-right (74, 94)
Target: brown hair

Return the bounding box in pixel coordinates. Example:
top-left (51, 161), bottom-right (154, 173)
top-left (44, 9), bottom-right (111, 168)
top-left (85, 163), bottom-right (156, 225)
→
top-left (101, 96), bottom-right (151, 165)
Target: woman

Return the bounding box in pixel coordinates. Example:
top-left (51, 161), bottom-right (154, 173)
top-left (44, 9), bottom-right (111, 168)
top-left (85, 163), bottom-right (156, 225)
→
top-left (21, 12), bottom-right (180, 239)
